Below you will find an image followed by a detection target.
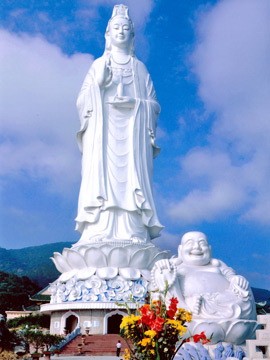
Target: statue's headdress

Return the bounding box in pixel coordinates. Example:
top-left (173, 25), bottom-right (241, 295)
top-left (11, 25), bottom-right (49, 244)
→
top-left (111, 4), bottom-right (130, 20)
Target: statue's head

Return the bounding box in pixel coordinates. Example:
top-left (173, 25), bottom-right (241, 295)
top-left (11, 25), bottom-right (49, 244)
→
top-left (179, 231), bottom-right (211, 266)
top-left (105, 4), bottom-right (135, 55)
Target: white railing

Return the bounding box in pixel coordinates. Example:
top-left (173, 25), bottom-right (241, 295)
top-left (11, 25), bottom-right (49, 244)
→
top-left (50, 326), bottom-right (81, 351)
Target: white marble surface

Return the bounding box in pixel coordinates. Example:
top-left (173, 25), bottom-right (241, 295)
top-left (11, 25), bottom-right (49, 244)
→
top-left (152, 231), bottom-right (257, 344)
top-left (74, 4), bottom-right (162, 245)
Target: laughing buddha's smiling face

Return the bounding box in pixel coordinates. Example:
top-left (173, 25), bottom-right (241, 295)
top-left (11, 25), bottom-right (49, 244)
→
top-left (180, 231), bottom-right (211, 266)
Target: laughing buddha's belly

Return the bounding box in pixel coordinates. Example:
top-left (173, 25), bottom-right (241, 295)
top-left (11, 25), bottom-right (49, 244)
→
top-left (181, 270), bottom-right (230, 297)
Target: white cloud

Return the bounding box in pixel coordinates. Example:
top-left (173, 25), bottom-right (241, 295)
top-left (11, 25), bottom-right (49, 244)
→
top-left (168, 149), bottom-right (247, 222)
top-left (169, 0), bottom-right (270, 225)
top-left (0, 29), bottom-right (93, 194)
top-left (81, 0), bottom-right (154, 28)
top-left (154, 229), bottom-right (181, 254)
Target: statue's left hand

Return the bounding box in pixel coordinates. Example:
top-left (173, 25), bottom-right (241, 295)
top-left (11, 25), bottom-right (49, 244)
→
top-left (230, 275), bottom-right (249, 290)
top-left (230, 275), bottom-right (250, 299)
top-left (110, 96), bottom-right (136, 108)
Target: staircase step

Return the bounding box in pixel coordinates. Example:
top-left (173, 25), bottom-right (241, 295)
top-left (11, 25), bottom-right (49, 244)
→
top-left (61, 334), bottom-right (130, 356)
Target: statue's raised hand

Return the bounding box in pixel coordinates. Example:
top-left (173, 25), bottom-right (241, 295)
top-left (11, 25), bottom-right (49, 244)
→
top-left (151, 259), bottom-right (177, 291)
top-left (96, 57), bottom-right (112, 88)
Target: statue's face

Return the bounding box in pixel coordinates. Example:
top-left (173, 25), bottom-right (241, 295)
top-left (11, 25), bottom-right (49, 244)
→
top-left (109, 17), bottom-right (132, 48)
top-left (180, 231), bottom-right (211, 266)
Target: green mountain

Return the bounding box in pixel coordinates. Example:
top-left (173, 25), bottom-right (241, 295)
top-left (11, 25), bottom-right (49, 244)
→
top-left (0, 242), bottom-right (73, 288)
top-left (252, 287), bottom-right (270, 302)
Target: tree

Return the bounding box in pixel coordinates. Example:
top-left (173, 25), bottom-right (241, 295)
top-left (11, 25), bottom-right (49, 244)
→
top-left (0, 271), bottom-right (40, 312)
top-left (42, 333), bottom-right (63, 352)
top-left (16, 327), bottom-right (63, 355)
top-left (7, 314), bottom-right (50, 329)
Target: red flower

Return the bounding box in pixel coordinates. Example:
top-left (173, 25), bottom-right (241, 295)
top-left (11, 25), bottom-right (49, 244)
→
top-left (166, 297), bottom-right (178, 319)
top-left (140, 305), bottom-right (155, 327)
top-left (139, 304), bottom-right (166, 333)
top-left (151, 316), bottom-right (165, 332)
top-left (193, 331), bottom-right (209, 344)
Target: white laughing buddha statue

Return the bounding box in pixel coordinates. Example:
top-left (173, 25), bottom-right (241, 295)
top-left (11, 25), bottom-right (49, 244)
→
top-left (151, 231), bottom-right (257, 344)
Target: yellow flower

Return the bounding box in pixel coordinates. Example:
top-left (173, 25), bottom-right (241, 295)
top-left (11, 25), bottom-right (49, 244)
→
top-left (185, 311), bottom-right (192, 322)
top-left (140, 337), bottom-right (151, 347)
top-left (120, 314), bottom-right (140, 329)
top-left (166, 319), bottom-right (188, 336)
top-left (144, 329), bottom-right (157, 338)
top-left (123, 348), bottom-right (131, 360)
top-left (176, 308), bottom-right (192, 323)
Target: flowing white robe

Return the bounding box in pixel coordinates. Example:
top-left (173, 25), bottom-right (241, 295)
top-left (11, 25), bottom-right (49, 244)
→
top-left (75, 56), bottom-right (163, 243)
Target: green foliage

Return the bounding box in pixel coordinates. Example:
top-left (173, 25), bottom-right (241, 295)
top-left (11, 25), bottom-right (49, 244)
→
top-left (16, 327), bottom-right (63, 353)
top-left (0, 271), bottom-right (40, 312)
top-left (0, 242), bottom-right (73, 287)
top-left (41, 333), bottom-right (63, 351)
top-left (7, 314), bottom-right (50, 329)
top-left (27, 329), bottom-right (44, 353)
top-left (0, 327), bottom-right (17, 352)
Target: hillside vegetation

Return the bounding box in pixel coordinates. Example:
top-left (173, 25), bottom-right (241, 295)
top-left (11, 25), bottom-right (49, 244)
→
top-left (0, 242), bottom-right (73, 287)
top-left (0, 271), bottom-right (40, 312)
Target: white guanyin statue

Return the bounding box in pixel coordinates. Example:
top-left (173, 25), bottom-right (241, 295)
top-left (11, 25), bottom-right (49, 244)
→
top-left (151, 231), bottom-right (257, 345)
top-left (50, 5), bottom-right (169, 304)
top-left (75, 4), bottom-right (163, 245)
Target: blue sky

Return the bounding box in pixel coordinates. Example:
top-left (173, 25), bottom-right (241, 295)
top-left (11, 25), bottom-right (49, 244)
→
top-left (0, 0), bottom-right (269, 290)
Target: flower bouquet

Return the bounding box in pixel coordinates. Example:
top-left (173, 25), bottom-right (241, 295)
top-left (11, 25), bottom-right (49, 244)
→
top-left (120, 294), bottom-right (209, 360)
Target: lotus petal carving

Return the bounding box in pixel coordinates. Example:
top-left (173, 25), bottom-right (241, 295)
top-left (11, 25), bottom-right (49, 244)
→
top-left (108, 247), bottom-right (129, 267)
top-left (119, 267), bottom-right (141, 280)
top-left (129, 247), bottom-right (153, 268)
top-left (225, 320), bottom-right (258, 344)
top-left (51, 242), bottom-right (170, 281)
top-left (96, 267), bottom-right (118, 279)
top-left (77, 267), bottom-right (96, 280)
top-left (66, 249), bottom-right (87, 269)
top-left (84, 248), bottom-right (107, 267)
top-left (58, 269), bottom-right (78, 282)
top-left (51, 252), bottom-right (72, 273)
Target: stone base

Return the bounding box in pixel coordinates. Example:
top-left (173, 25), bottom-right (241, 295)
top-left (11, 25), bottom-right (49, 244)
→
top-left (43, 240), bottom-right (170, 336)
top-left (188, 318), bottom-right (258, 345)
top-left (48, 241), bottom-right (169, 304)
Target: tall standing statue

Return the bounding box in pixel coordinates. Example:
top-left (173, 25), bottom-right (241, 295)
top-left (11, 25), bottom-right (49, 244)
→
top-left (50, 5), bottom-right (169, 304)
top-left (75, 4), bottom-right (163, 245)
